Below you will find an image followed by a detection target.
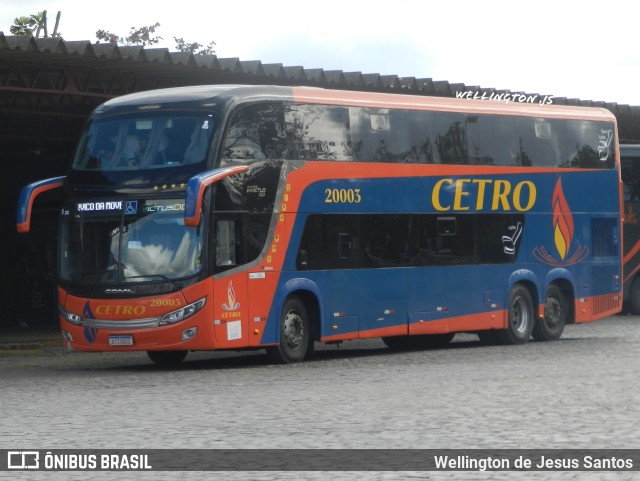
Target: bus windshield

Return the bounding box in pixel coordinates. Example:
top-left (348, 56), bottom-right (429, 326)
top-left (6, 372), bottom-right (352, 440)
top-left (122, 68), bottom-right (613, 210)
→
top-left (72, 113), bottom-right (216, 171)
top-left (59, 199), bottom-right (203, 285)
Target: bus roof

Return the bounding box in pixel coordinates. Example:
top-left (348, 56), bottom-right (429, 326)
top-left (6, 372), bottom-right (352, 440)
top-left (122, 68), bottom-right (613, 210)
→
top-left (99, 84), bottom-right (616, 123)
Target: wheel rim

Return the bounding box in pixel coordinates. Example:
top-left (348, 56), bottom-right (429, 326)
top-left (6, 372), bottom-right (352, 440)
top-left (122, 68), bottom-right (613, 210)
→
top-left (545, 297), bottom-right (562, 327)
top-left (512, 295), bottom-right (530, 334)
top-left (283, 309), bottom-right (304, 350)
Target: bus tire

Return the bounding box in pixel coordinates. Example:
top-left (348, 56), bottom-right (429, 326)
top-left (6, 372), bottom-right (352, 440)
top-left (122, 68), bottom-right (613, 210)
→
top-left (267, 296), bottom-right (313, 364)
top-left (629, 278), bottom-right (640, 315)
top-left (495, 284), bottom-right (534, 345)
top-left (532, 284), bottom-right (566, 341)
top-left (382, 333), bottom-right (455, 350)
top-left (147, 350), bottom-right (188, 366)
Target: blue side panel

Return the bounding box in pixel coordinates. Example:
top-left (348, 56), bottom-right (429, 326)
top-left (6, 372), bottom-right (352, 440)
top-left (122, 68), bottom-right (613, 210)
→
top-left (336, 269), bottom-right (407, 333)
top-left (260, 168), bottom-right (621, 343)
top-left (296, 171), bottom-right (620, 216)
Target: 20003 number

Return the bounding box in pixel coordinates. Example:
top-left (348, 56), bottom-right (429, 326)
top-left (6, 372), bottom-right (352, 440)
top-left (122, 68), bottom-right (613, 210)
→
top-left (325, 188), bottom-right (362, 204)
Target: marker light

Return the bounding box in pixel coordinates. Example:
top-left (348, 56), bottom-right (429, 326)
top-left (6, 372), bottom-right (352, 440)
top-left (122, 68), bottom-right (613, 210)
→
top-left (159, 298), bottom-right (206, 325)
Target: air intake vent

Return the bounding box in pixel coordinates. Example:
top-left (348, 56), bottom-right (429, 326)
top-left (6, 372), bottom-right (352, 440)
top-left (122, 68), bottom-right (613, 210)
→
top-left (591, 218), bottom-right (619, 257)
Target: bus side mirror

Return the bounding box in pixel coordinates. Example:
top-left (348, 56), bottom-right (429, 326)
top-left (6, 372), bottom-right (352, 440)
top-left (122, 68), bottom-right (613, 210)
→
top-left (16, 176), bottom-right (66, 233)
top-left (184, 165), bottom-right (248, 226)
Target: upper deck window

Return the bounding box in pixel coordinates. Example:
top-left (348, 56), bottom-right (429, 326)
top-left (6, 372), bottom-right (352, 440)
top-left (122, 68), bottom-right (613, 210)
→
top-left (221, 102), bottom-right (352, 162)
top-left (72, 114), bottom-right (217, 171)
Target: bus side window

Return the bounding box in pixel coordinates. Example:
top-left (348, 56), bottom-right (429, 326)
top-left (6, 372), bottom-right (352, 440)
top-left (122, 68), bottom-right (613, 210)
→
top-left (285, 104), bottom-right (351, 161)
top-left (223, 127), bottom-right (266, 160)
top-left (467, 115), bottom-right (518, 166)
top-left (223, 103), bottom-right (286, 160)
top-left (215, 219), bottom-right (239, 269)
top-left (434, 113), bottom-right (468, 165)
top-left (514, 118), bottom-right (555, 167)
top-left (296, 214), bottom-right (359, 269)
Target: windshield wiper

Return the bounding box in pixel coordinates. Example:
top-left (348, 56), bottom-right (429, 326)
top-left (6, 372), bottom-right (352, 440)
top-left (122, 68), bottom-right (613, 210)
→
top-left (125, 274), bottom-right (173, 282)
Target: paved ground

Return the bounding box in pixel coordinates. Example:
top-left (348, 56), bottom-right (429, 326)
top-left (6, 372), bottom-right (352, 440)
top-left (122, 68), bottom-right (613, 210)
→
top-left (1, 315), bottom-right (639, 480)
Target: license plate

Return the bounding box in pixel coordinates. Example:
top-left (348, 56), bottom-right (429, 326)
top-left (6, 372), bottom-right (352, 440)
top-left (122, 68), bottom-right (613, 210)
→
top-left (108, 335), bottom-right (134, 346)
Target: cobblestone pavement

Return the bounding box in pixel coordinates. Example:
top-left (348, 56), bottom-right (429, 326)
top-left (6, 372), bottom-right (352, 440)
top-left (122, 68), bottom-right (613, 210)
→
top-left (1, 315), bottom-right (640, 480)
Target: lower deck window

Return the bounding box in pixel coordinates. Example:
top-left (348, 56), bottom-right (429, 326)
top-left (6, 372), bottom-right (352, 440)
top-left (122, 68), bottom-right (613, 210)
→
top-left (297, 213), bottom-right (524, 270)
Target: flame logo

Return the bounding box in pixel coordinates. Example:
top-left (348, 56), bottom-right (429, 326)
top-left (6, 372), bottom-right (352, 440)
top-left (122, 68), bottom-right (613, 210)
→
top-left (552, 179), bottom-right (573, 260)
top-left (532, 178), bottom-right (589, 266)
top-left (222, 281), bottom-right (240, 311)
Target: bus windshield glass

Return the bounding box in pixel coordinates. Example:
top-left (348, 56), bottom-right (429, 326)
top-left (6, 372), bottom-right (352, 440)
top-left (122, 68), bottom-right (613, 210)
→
top-left (72, 114), bottom-right (216, 171)
top-left (59, 199), bottom-right (203, 285)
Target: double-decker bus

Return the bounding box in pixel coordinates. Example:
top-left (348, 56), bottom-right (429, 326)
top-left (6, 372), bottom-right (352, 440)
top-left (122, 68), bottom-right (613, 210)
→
top-left (620, 144), bottom-right (640, 313)
top-left (17, 85), bottom-right (623, 365)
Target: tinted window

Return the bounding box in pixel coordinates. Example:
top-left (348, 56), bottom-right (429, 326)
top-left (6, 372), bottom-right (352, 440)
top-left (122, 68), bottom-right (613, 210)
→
top-left (622, 152), bottom-right (640, 201)
top-left (222, 102), bottom-right (614, 169)
top-left (297, 213), bottom-right (524, 270)
top-left (297, 214), bottom-right (360, 270)
top-left (284, 104), bottom-right (352, 160)
top-left (467, 115), bottom-right (518, 166)
top-left (73, 114), bottom-right (216, 171)
top-left (222, 103), bottom-right (287, 160)
top-left (212, 212), bottom-right (271, 274)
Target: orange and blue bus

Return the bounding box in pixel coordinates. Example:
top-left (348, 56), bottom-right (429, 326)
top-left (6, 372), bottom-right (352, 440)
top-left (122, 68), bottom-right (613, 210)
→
top-left (17, 85), bottom-right (623, 365)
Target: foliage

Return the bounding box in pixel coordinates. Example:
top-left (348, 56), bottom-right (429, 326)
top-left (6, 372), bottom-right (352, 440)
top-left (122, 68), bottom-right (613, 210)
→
top-left (173, 37), bottom-right (216, 55)
top-left (9, 11), bottom-right (217, 54)
top-left (95, 22), bottom-right (162, 47)
top-left (10, 10), bottom-right (61, 37)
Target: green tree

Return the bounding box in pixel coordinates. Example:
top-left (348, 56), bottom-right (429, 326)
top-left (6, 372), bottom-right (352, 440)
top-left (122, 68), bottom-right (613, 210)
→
top-left (95, 22), bottom-right (162, 47)
top-left (11, 12), bottom-right (216, 53)
top-left (10, 10), bottom-right (61, 37)
top-left (174, 37), bottom-right (216, 55)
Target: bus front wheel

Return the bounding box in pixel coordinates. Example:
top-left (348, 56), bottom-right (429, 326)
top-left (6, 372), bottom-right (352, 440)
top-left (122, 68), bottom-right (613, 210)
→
top-left (495, 284), bottom-right (534, 345)
top-left (532, 285), bottom-right (566, 341)
top-left (267, 296), bottom-right (313, 364)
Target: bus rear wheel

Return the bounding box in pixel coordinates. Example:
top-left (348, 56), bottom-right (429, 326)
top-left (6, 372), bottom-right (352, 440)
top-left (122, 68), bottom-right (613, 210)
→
top-left (532, 285), bottom-right (566, 341)
top-left (383, 333), bottom-right (455, 350)
top-left (267, 296), bottom-right (313, 364)
top-left (495, 284), bottom-right (534, 345)
top-left (147, 350), bottom-right (188, 366)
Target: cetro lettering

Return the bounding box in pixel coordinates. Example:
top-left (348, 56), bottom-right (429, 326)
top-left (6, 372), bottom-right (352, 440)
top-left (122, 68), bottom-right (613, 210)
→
top-left (432, 178), bottom-right (536, 212)
top-left (94, 305), bottom-right (147, 316)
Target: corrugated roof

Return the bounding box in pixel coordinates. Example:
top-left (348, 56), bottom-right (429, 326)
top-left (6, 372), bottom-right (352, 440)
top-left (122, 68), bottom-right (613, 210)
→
top-left (0, 32), bottom-right (629, 104)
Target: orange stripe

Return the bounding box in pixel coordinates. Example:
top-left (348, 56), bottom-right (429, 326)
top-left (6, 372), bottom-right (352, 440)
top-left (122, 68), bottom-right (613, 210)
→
top-left (291, 87), bottom-right (617, 122)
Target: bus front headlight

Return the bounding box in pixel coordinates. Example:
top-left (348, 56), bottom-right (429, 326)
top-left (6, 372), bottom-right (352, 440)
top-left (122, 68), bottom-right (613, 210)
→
top-left (159, 298), bottom-right (206, 325)
top-left (59, 305), bottom-right (84, 325)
